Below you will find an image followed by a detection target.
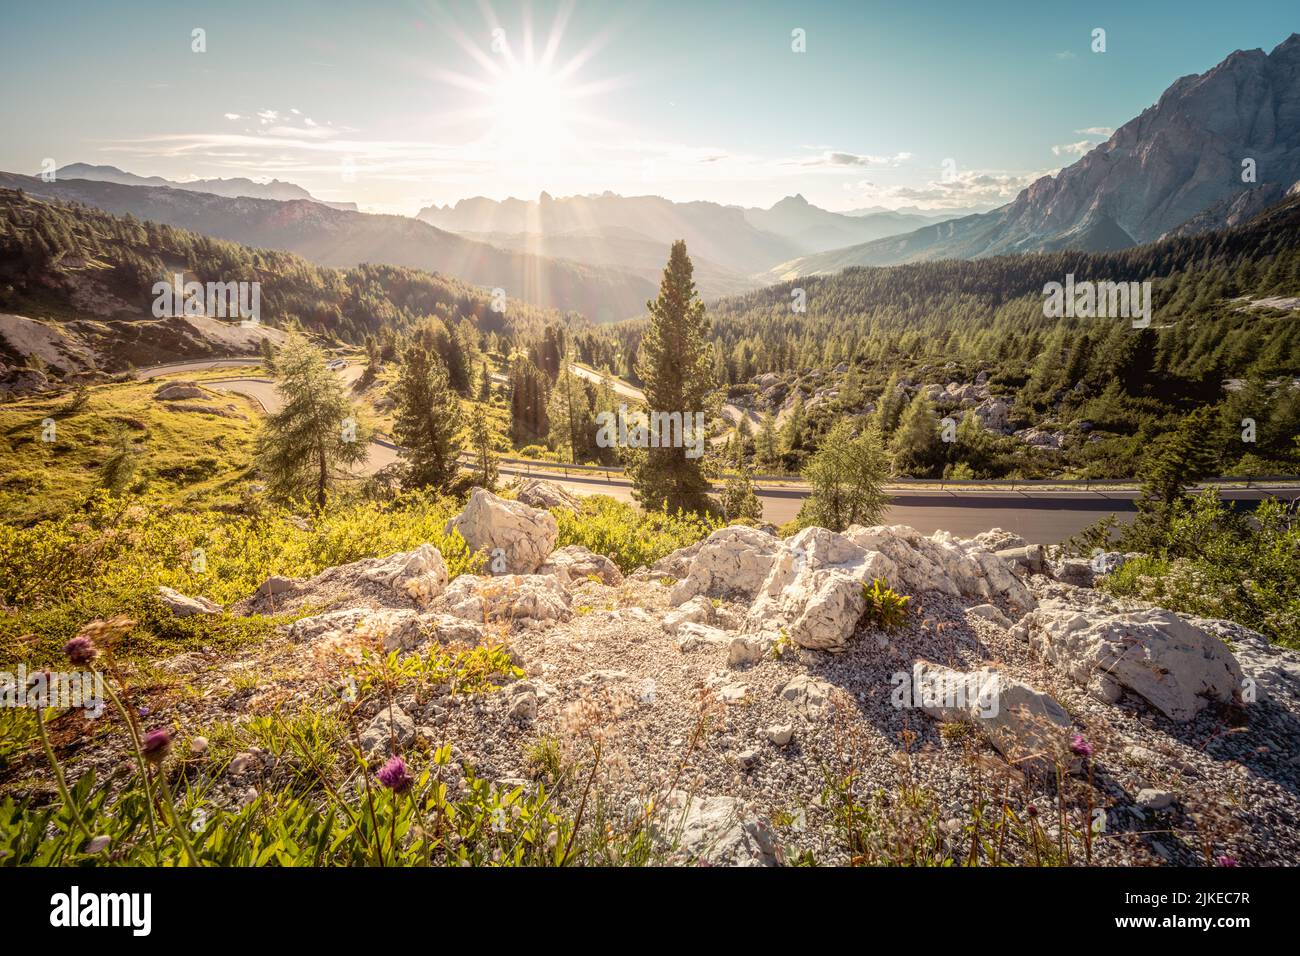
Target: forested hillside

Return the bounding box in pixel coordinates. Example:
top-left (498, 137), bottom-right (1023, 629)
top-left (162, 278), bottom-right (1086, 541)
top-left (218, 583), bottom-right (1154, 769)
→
top-left (0, 189), bottom-right (575, 367)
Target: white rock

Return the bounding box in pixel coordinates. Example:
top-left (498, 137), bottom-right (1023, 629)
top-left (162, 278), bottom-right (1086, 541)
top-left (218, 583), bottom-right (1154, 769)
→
top-left (1136, 788), bottom-right (1176, 811)
top-left (658, 790), bottom-right (779, 867)
top-left (674, 622), bottom-right (732, 652)
top-left (912, 662), bottom-right (1073, 774)
top-left (156, 586), bottom-right (221, 617)
top-left (513, 478), bottom-right (581, 511)
top-left (446, 488), bottom-right (558, 574)
top-left (662, 595), bottom-right (716, 634)
top-left (1022, 600), bottom-right (1244, 721)
top-left (766, 724), bottom-right (794, 746)
top-left (667, 526), bottom-right (782, 605)
top-left (357, 544), bottom-right (449, 605)
top-left (968, 603), bottom-right (1012, 629)
top-left (537, 545), bottom-right (623, 586)
top-left (727, 636), bottom-right (765, 667)
top-left (438, 573), bottom-right (571, 625)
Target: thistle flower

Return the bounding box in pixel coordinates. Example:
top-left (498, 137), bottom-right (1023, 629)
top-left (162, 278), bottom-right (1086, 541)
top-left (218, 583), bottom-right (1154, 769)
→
top-left (1216, 855), bottom-right (1238, 867)
top-left (141, 728), bottom-right (172, 763)
top-left (1069, 734), bottom-right (1094, 758)
top-left (64, 636), bottom-right (98, 665)
top-left (377, 755), bottom-right (412, 794)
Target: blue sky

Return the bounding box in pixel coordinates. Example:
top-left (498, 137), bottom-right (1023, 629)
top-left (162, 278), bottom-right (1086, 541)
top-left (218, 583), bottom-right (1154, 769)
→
top-left (1, 0), bottom-right (1295, 214)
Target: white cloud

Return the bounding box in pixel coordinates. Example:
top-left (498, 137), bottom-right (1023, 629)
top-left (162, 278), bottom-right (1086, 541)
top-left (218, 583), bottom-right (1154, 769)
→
top-left (1075, 126), bottom-right (1113, 137)
top-left (223, 112), bottom-right (242, 120)
top-left (798, 150), bottom-right (912, 168)
top-left (1052, 140), bottom-right (1096, 157)
top-left (850, 168), bottom-right (1049, 210)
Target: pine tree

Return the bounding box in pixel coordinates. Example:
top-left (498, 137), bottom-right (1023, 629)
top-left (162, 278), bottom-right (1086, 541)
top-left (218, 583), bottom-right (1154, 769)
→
top-left (468, 404), bottom-right (498, 490)
top-left (891, 393), bottom-right (942, 476)
top-left (255, 333), bottom-right (369, 509)
top-left (477, 360), bottom-right (492, 402)
top-left (1139, 405), bottom-right (1221, 512)
top-left (391, 337), bottom-right (463, 491)
top-left (628, 241), bottom-right (716, 514)
top-left (796, 420), bottom-right (889, 531)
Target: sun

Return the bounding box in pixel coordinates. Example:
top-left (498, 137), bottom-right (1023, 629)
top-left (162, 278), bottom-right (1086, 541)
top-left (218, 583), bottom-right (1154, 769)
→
top-left (429, 3), bottom-right (623, 172)
top-left (491, 63), bottom-right (575, 159)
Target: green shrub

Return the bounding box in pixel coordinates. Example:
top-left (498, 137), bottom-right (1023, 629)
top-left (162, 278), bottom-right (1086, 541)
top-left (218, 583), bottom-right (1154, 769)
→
top-left (861, 578), bottom-right (910, 632)
top-left (554, 495), bottom-right (721, 572)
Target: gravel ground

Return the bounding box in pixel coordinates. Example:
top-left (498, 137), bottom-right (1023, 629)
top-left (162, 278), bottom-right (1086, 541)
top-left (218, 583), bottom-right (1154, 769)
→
top-left (9, 563), bottom-right (1299, 867)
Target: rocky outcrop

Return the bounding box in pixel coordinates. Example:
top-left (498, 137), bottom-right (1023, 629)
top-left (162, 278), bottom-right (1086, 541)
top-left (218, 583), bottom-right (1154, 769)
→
top-left (1021, 601), bottom-right (1245, 721)
top-left (538, 545), bottom-right (623, 586)
top-left (153, 381), bottom-right (206, 401)
top-left (667, 526), bottom-right (783, 605)
top-left (438, 573), bottom-right (571, 625)
top-left (446, 488), bottom-right (558, 574)
top-left (743, 527), bottom-right (894, 651)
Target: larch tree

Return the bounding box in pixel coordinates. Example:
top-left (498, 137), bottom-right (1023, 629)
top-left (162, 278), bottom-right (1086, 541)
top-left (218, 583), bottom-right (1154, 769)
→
top-left (255, 332), bottom-right (369, 510)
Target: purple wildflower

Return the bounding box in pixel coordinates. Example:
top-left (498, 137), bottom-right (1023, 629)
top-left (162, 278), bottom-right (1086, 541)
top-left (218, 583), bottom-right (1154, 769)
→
top-left (63, 636), bottom-right (98, 665)
top-left (1216, 855), bottom-right (1238, 867)
top-left (1070, 734), bottom-right (1094, 758)
top-left (376, 755), bottom-right (412, 794)
top-left (141, 728), bottom-right (172, 763)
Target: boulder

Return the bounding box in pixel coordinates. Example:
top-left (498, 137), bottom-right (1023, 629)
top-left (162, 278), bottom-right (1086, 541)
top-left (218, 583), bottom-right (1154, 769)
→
top-left (353, 544), bottom-right (449, 605)
top-left (843, 524), bottom-right (1036, 611)
top-left (742, 527), bottom-right (893, 651)
top-left (996, 544), bottom-right (1048, 575)
top-left (156, 586), bottom-right (221, 617)
top-left (658, 790), bottom-right (779, 867)
top-left (1189, 616), bottom-right (1300, 709)
top-left (912, 662), bottom-right (1073, 773)
top-left (727, 636), bottom-right (765, 667)
top-left (513, 478), bottom-right (581, 511)
top-left (1021, 600), bottom-right (1245, 721)
top-left (667, 526), bottom-right (782, 605)
top-left (537, 545), bottom-right (623, 586)
top-left (446, 488), bottom-right (558, 574)
top-left (437, 573), bottom-right (571, 625)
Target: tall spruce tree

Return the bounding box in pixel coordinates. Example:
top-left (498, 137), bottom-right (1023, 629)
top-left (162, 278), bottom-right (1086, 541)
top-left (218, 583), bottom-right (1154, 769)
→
top-left (391, 337), bottom-right (463, 490)
top-left (629, 241), bottom-right (716, 514)
top-left (255, 332), bottom-right (369, 509)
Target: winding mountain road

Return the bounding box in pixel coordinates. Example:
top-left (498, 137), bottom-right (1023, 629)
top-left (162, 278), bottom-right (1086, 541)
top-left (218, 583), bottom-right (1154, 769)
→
top-left (141, 359), bottom-right (1300, 544)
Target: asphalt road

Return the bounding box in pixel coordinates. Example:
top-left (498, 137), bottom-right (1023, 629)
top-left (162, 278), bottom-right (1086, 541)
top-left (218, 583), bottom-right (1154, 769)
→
top-left (154, 363), bottom-right (1299, 545)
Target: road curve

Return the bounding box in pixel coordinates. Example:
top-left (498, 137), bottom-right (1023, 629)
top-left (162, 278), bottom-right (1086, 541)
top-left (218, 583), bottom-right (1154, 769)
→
top-left (148, 360), bottom-right (1299, 545)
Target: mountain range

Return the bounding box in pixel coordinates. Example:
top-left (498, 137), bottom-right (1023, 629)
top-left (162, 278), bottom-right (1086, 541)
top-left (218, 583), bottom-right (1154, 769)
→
top-left (771, 32), bottom-right (1300, 278)
top-left (0, 172), bottom-right (656, 322)
top-left (52, 164), bottom-right (360, 212)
